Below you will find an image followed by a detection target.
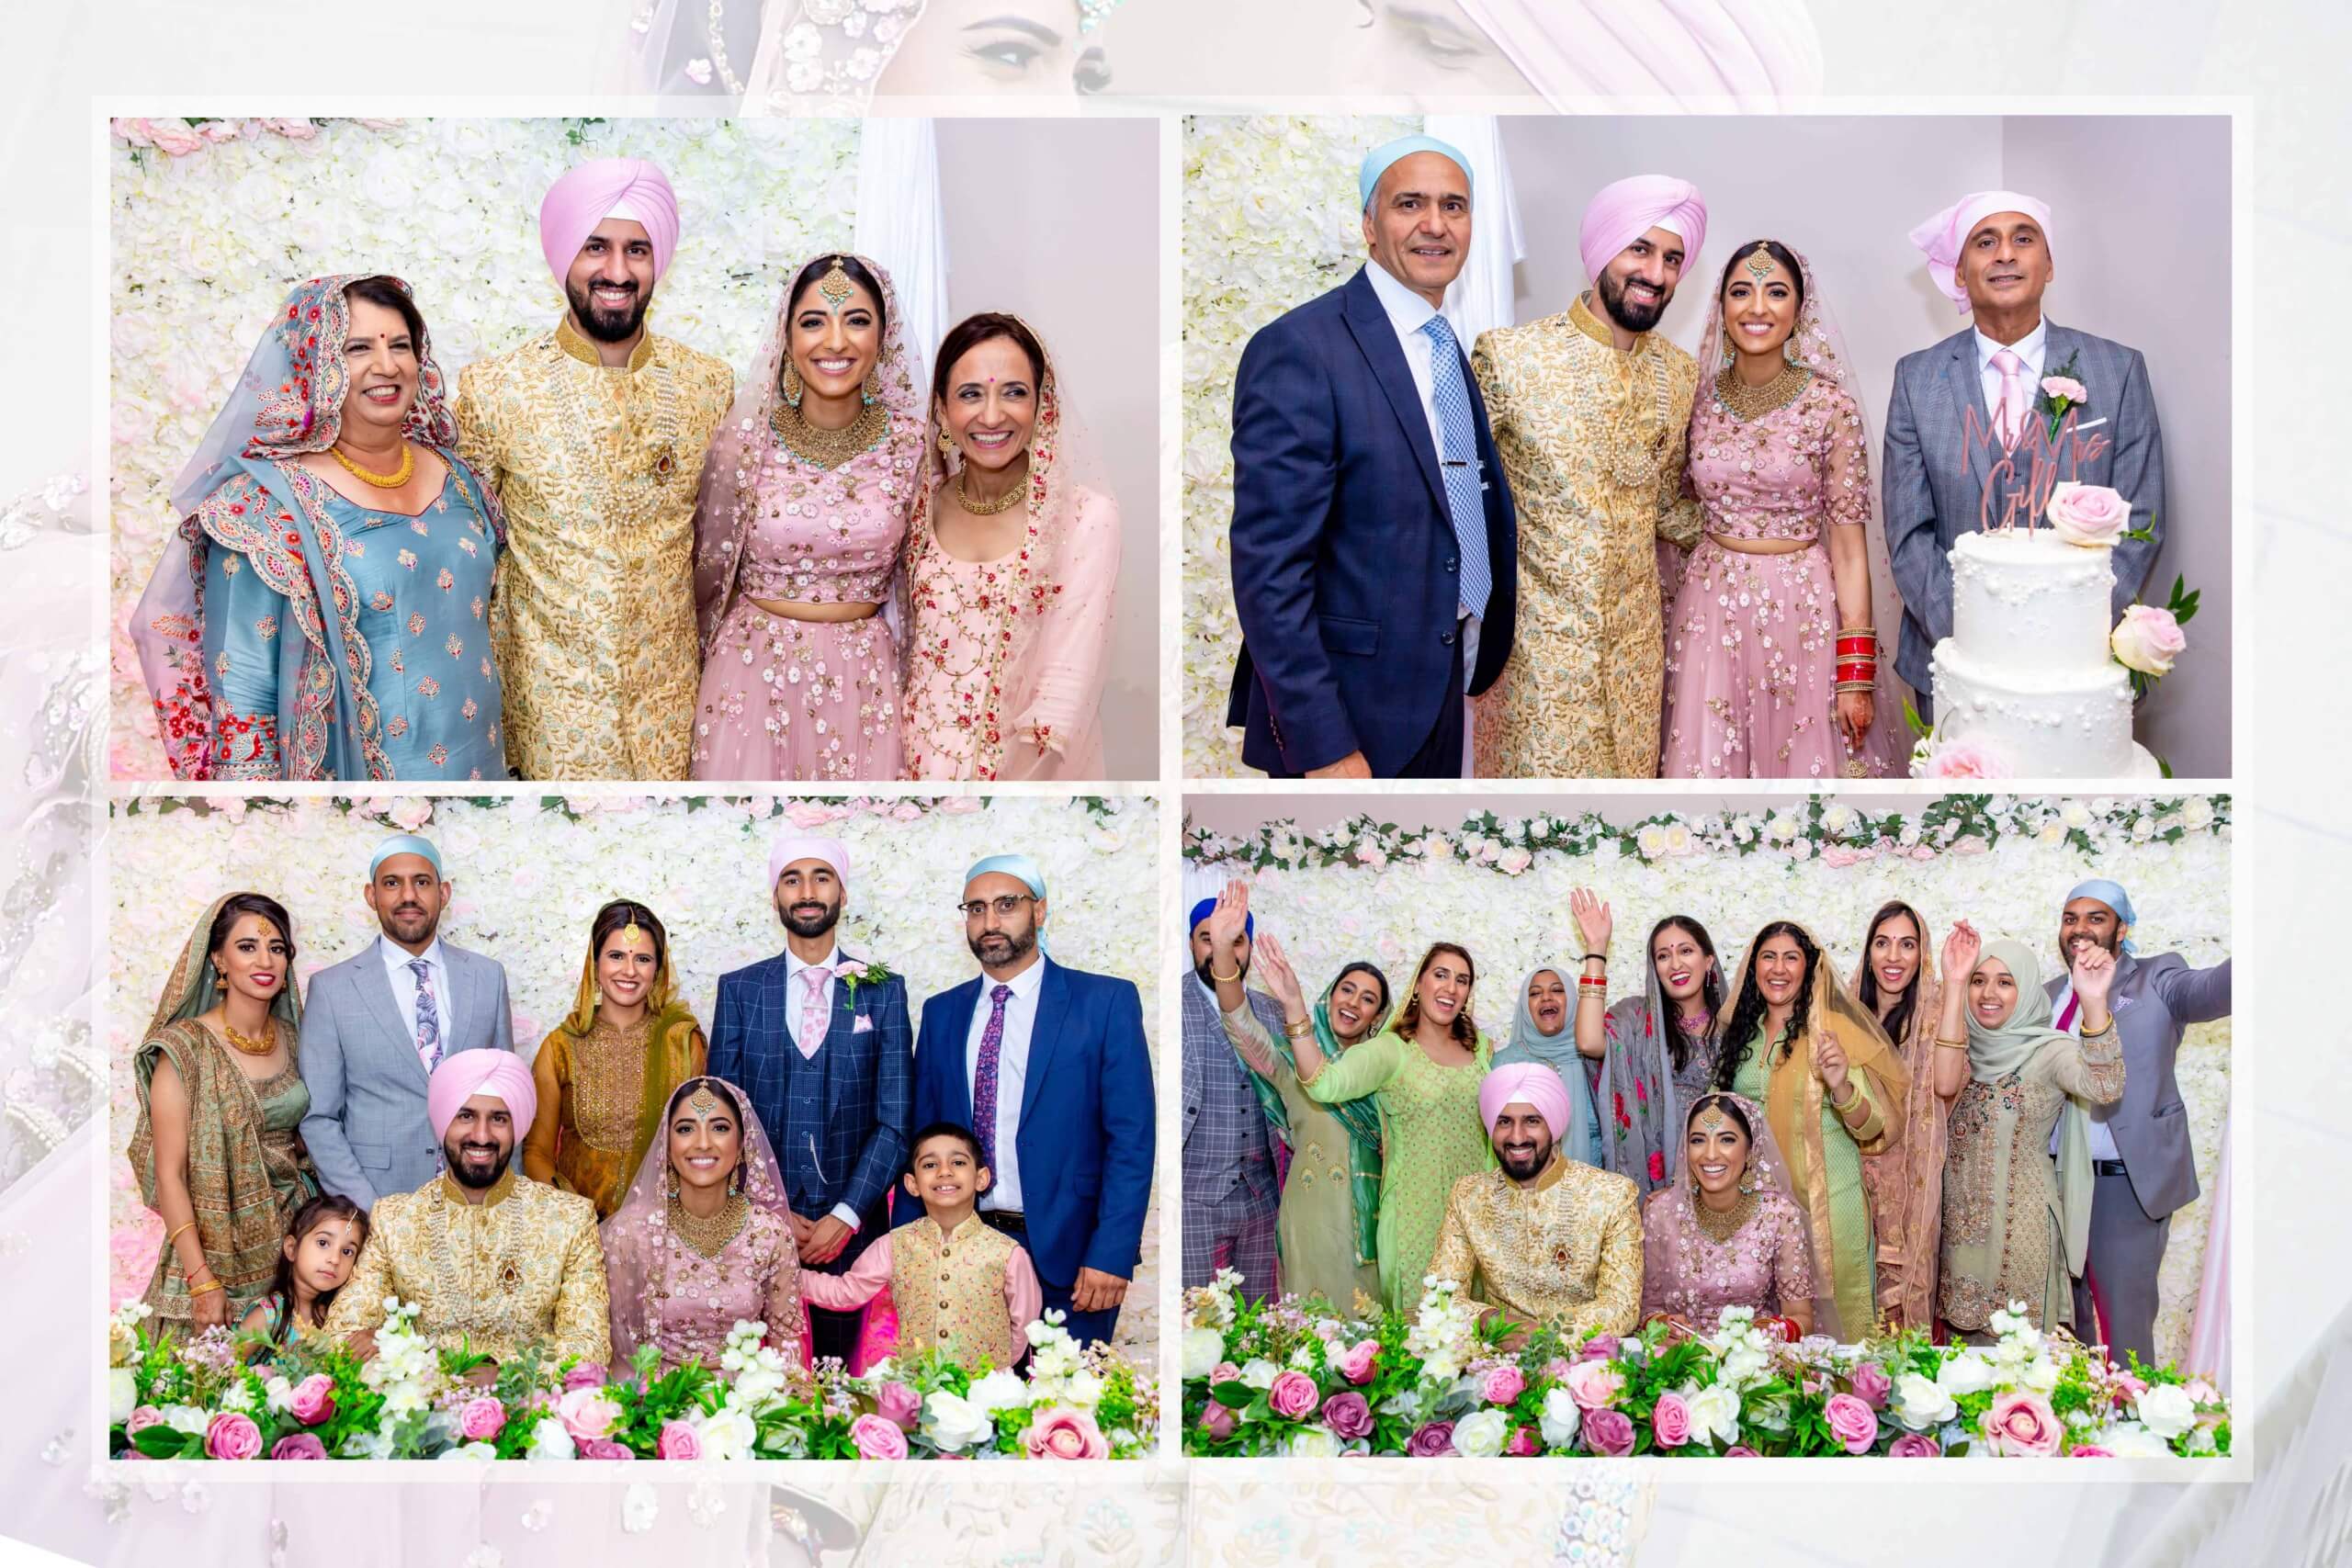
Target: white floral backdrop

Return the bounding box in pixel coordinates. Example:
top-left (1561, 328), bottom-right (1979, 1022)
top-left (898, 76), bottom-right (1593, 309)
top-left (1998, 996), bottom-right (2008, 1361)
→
top-left (107, 793), bottom-right (1161, 1357)
top-left (106, 116), bottom-right (862, 778)
top-left (1184, 793), bottom-right (2231, 1370)
top-left (1182, 113), bottom-right (1414, 777)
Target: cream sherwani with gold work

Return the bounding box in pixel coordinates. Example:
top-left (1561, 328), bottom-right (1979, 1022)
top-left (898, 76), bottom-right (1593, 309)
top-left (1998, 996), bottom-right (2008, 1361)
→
top-left (458, 318), bottom-right (732, 779)
top-left (1471, 294), bottom-right (1702, 778)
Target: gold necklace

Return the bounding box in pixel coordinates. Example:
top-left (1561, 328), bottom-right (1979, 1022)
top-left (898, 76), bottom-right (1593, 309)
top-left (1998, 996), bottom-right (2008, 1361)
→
top-left (769, 400), bottom-right (888, 471)
top-left (1715, 362), bottom-right (1813, 422)
top-left (1691, 1187), bottom-right (1758, 1244)
top-left (328, 441), bottom-right (414, 489)
top-left (668, 1190), bottom-right (749, 1258)
top-left (955, 470), bottom-right (1025, 515)
top-left (221, 1019), bottom-right (276, 1056)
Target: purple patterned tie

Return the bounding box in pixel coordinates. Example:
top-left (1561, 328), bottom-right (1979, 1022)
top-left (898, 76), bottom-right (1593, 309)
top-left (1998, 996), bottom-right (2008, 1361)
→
top-left (972, 983), bottom-right (1013, 1174)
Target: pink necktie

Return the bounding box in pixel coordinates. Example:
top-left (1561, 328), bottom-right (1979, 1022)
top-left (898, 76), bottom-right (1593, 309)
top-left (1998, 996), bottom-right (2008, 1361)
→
top-left (797, 965), bottom-right (831, 1059)
top-left (2056, 993), bottom-right (2079, 1032)
top-left (1992, 347), bottom-right (2026, 449)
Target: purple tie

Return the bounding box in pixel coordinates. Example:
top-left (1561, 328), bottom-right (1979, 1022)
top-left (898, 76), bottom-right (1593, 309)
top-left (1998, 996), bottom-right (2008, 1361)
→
top-left (972, 984), bottom-right (1012, 1174)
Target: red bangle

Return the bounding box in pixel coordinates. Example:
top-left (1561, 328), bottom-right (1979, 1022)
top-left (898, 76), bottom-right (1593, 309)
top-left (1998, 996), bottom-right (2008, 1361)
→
top-left (1836, 635), bottom-right (1876, 655)
top-left (1836, 663), bottom-right (1875, 682)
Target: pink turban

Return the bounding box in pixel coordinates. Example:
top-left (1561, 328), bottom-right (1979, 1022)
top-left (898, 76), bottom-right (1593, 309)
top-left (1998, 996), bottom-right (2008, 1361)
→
top-left (539, 158), bottom-right (681, 288)
top-left (769, 834), bottom-right (850, 888)
top-left (425, 1051), bottom-right (537, 1145)
top-left (1579, 174), bottom-right (1708, 286)
top-left (1909, 190), bottom-right (2054, 313)
top-left (1478, 1062), bottom-right (1574, 1143)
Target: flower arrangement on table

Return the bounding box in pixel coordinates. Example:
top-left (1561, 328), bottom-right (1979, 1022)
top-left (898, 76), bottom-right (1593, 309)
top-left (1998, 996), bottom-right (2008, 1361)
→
top-left (1179, 1273), bottom-right (2228, 1459)
top-left (108, 1301), bottom-right (1157, 1461)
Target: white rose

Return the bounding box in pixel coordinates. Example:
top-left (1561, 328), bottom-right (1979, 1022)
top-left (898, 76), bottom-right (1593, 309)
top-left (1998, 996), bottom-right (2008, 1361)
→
top-left (2063, 802), bottom-right (2093, 829)
top-left (1767, 815), bottom-right (1798, 842)
top-left (2038, 820), bottom-right (2066, 846)
top-left (2022, 1356), bottom-right (2061, 1393)
top-left (1238, 1358), bottom-right (1279, 1391)
top-left (1821, 805), bottom-right (1854, 836)
top-left (1537, 1387), bottom-right (1582, 1449)
top-left (1935, 1354), bottom-right (1995, 1397)
top-left (2099, 1421), bottom-right (2173, 1458)
top-left (921, 1391), bottom-right (997, 1453)
top-left (1181, 1325), bottom-right (1226, 1379)
top-left (2134, 1382), bottom-right (2196, 1440)
top-left (164, 1404), bottom-right (210, 1436)
top-left (1664, 823), bottom-right (1692, 855)
top-left (1893, 1371), bottom-right (1959, 1429)
top-left (1636, 825), bottom-right (1668, 859)
top-left (108, 1368), bottom-right (137, 1425)
top-left (1683, 1382), bottom-right (1743, 1447)
top-left (696, 1408), bottom-right (757, 1461)
top-left (2183, 797), bottom-right (2213, 829)
top-left (968, 1368), bottom-right (1030, 1413)
top-left (1451, 1408), bottom-right (1510, 1459)
top-left (525, 1416), bottom-right (576, 1461)
top-left (1286, 1426), bottom-right (1342, 1459)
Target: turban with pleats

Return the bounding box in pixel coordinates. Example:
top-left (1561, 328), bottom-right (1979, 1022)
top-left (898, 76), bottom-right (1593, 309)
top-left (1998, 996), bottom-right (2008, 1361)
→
top-left (539, 158), bottom-right (682, 288)
top-left (768, 834), bottom-right (850, 888)
top-left (426, 1051), bottom-right (537, 1145)
top-left (1578, 174), bottom-right (1708, 286)
top-left (1479, 1062), bottom-right (1574, 1143)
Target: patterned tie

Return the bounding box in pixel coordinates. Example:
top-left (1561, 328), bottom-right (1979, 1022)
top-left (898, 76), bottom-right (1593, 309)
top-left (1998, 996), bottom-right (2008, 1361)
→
top-left (971, 984), bottom-right (1013, 1175)
top-left (1418, 312), bottom-right (1495, 620)
top-left (407, 958), bottom-right (441, 1074)
top-left (1992, 347), bottom-right (2027, 449)
top-left (797, 965), bottom-right (831, 1060)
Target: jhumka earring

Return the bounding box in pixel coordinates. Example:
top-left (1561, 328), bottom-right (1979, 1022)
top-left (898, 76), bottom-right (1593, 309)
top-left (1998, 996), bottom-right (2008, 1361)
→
top-left (782, 361), bottom-right (804, 409)
top-left (862, 367), bottom-right (880, 407)
top-left (665, 1168), bottom-right (680, 1200)
top-left (936, 427), bottom-right (956, 461)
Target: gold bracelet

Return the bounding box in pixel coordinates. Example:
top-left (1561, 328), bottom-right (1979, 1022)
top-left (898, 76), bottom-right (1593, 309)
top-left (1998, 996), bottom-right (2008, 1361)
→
top-left (164, 1220), bottom-right (197, 1247)
top-left (188, 1278), bottom-right (224, 1297)
top-left (1209, 964), bottom-right (1241, 984)
top-left (1830, 1084), bottom-right (1863, 1116)
top-left (1283, 1020), bottom-right (1313, 1039)
top-left (1934, 1037), bottom-right (1968, 1050)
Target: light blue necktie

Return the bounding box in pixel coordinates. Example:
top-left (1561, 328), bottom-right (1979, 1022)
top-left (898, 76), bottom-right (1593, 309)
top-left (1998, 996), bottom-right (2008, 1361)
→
top-left (1418, 312), bottom-right (1494, 620)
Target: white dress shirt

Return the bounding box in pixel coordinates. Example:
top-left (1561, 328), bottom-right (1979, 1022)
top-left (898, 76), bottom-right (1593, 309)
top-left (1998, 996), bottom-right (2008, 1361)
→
top-left (1365, 256), bottom-right (1483, 662)
top-left (782, 942), bottom-right (864, 1231)
top-left (1974, 316), bottom-right (2049, 439)
top-left (965, 953), bottom-right (1047, 1214)
top-left (378, 935), bottom-right (448, 1068)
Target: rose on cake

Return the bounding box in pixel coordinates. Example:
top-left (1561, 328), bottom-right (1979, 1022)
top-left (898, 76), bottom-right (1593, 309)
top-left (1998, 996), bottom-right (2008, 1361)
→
top-left (2044, 482), bottom-right (2129, 547)
top-left (1908, 736), bottom-right (2010, 781)
top-left (2111, 604), bottom-right (2186, 677)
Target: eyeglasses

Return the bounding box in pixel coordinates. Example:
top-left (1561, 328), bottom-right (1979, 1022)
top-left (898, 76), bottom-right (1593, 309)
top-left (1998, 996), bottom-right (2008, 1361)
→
top-left (956, 894), bottom-right (1037, 920)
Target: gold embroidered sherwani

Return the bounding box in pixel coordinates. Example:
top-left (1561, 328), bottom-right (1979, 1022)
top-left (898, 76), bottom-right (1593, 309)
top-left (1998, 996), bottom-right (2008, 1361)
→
top-left (1426, 1154), bottom-right (1643, 1337)
top-left (1470, 294), bottom-right (1702, 778)
top-left (892, 1213), bottom-right (1023, 1372)
top-left (458, 320), bottom-right (733, 779)
top-left (324, 1167), bottom-right (612, 1369)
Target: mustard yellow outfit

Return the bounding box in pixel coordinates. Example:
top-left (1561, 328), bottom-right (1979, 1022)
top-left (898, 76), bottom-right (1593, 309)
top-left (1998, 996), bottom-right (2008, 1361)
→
top-left (1469, 294), bottom-right (1702, 778)
top-left (457, 319), bottom-right (733, 779)
top-left (323, 1166), bottom-right (612, 1369)
top-left (1426, 1153), bottom-right (1645, 1338)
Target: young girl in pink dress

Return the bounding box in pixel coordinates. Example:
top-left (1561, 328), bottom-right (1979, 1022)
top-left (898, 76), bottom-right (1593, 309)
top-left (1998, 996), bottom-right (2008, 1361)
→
top-left (691, 254), bottom-right (923, 782)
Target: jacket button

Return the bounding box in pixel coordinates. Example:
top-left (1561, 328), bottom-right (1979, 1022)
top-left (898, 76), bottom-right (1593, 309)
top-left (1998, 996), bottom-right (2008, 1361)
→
top-left (1440, 629), bottom-right (1456, 646)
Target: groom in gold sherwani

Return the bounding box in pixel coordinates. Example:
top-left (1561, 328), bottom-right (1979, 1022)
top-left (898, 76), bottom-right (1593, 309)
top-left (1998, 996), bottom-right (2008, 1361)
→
top-left (458, 159), bottom-right (734, 780)
top-left (1470, 175), bottom-right (1711, 777)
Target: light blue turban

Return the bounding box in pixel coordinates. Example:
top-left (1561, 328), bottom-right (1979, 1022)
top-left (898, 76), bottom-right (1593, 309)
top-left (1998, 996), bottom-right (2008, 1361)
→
top-left (370, 833), bottom-right (443, 878)
top-left (2064, 877), bottom-right (2137, 954)
top-left (1359, 134), bottom-right (1475, 212)
top-left (966, 853), bottom-right (1049, 953)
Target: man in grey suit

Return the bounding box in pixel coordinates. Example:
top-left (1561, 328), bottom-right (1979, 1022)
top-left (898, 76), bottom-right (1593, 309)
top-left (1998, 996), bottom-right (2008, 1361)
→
top-left (1181, 886), bottom-right (1283, 1302)
top-left (1884, 189), bottom-right (2167, 717)
top-left (2045, 877), bottom-right (2230, 1368)
top-left (298, 833), bottom-right (514, 1211)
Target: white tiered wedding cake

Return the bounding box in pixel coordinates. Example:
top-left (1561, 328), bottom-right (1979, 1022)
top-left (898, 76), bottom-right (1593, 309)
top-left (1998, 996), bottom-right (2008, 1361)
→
top-left (1917, 528), bottom-right (2161, 778)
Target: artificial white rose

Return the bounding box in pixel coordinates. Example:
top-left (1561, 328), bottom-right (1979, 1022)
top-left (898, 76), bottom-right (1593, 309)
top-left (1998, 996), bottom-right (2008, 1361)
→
top-left (2098, 1421), bottom-right (2173, 1458)
top-left (1682, 1382), bottom-right (1743, 1447)
top-left (1286, 1426), bottom-right (1342, 1459)
top-left (1935, 1354), bottom-right (1995, 1397)
top-left (1450, 1408), bottom-right (1511, 1459)
top-left (1893, 1371), bottom-right (1959, 1429)
top-left (1238, 1358), bottom-right (1280, 1391)
top-left (108, 1368), bottom-right (137, 1425)
top-left (2134, 1382), bottom-right (2197, 1440)
top-left (1181, 1325), bottom-right (1226, 1379)
top-left (922, 1391), bottom-right (998, 1453)
top-left (525, 1416), bottom-right (575, 1461)
top-left (2022, 1356), bottom-right (2062, 1393)
top-left (968, 1368), bottom-right (1031, 1414)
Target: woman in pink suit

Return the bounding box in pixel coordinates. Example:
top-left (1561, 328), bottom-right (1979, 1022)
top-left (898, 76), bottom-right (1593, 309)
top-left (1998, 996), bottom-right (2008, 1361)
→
top-left (901, 313), bottom-right (1121, 781)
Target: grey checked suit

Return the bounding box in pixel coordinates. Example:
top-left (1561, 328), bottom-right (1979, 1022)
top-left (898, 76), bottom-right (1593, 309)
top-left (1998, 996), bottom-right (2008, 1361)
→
top-left (1181, 977), bottom-right (1283, 1299)
top-left (297, 938), bottom-right (515, 1211)
top-left (1883, 321), bottom-right (2166, 705)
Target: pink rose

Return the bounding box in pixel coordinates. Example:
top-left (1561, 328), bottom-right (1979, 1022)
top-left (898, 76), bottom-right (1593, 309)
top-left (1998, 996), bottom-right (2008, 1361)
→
top-left (259, 118), bottom-right (318, 140)
top-left (142, 118), bottom-right (207, 157)
top-left (1403, 1422), bottom-right (1456, 1458)
top-left (1819, 844), bottom-right (1864, 869)
top-left (786, 801), bottom-right (847, 829)
top-left (2070, 1445), bottom-right (2114, 1458)
top-left (890, 802), bottom-right (923, 822)
top-left (937, 796), bottom-right (983, 815)
top-left (1824, 1392), bottom-right (1879, 1454)
top-left (1982, 1391), bottom-right (2063, 1457)
top-left (1198, 1401), bottom-right (1237, 1440)
top-left (206, 1411), bottom-right (264, 1461)
top-left (1582, 1408), bottom-right (1634, 1457)
top-left (850, 1412), bottom-right (910, 1461)
top-left (196, 120), bottom-right (244, 144)
top-left (1576, 1334), bottom-right (1621, 1363)
top-left (1724, 1445), bottom-right (1760, 1457)
top-left (2110, 1371), bottom-right (2148, 1407)
top-left (1482, 1365), bottom-right (1526, 1406)
top-left (1919, 740), bottom-right (2009, 780)
top-left (1888, 1432), bottom-right (1941, 1458)
top-left (386, 796), bottom-right (435, 830)
top-left (1649, 1392), bottom-right (1692, 1450)
top-left (575, 1437), bottom-right (635, 1460)
top-left (1564, 1359), bottom-right (1624, 1411)
top-left (126, 1406), bottom-right (164, 1435)
top-left (556, 1385), bottom-right (622, 1443)
top-left (1335, 1339), bottom-right (1381, 1384)
top-left (458, 1395), bottom-right (507, 1442)
top-left (1849, 1361), bottom-right (1893, 1410)
top-left (1267, 1370), bottom-right (1320, 1421)
top-left (562, 1362), bottom-right (609, 1392)
top-left (1022, 1406), bottom-right (1109, 1461)
top-left (2045, 480), bottom-right (2129, 547)
top-left (1209, 1362), bottom-right (1241, 1387)
top-left (656, 1420), bottom-right (701, 1461)
top-left (1506, 1425), bottom-right (1540, 1457)
top-left (2185, 1379), bottom-right (2221, 1406)
top-left (2041, 374), bottom-right (2088, 405)
top-left (110, 118), bottom-right (156, 146)
top-left (876, 1381), bottom-right (923, 1430)
top-left (269, 1432), bottom-right (327, 1461)
top-left (2111, 604), bottom-right (2186, 677)
top-left (289, 1373), bottom-right (337, 1426)
top-left (1320, 1391), bottom-right (1374, 1440)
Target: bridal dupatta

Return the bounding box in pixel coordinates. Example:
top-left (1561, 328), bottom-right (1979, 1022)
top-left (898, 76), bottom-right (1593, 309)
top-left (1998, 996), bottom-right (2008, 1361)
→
top-left (1640, 1091), bottom-right (1815, 1328)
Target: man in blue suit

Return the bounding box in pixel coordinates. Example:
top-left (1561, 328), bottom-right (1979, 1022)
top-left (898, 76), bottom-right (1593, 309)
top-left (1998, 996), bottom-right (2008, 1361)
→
top-left (707, 834), bottom-right (912, 1366)
top-left (907, 852), bottom-right (1155, 1350)
top-left (1226, 133), bottom-right (1518, 778)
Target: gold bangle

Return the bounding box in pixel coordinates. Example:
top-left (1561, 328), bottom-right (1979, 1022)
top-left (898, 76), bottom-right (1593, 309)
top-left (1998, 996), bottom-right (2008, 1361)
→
top-left (1830, 1084), bottom-right (1862, 1116)
top-left (188, 1279), bottom-right (224, 1297)
top-left (1934, 1037), bottom-right (1968, 1050)
top-left (164, 1220), bottom-right (197, 1247)
top-left (1209, 964), bottom-right (1241, 984)
top-left (1283, 1020), bottom-right (1312, 1039)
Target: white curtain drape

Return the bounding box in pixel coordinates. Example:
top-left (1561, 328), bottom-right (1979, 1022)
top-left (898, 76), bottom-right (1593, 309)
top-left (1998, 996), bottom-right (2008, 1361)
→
top-left (852, 117), bottom-right (952, 400)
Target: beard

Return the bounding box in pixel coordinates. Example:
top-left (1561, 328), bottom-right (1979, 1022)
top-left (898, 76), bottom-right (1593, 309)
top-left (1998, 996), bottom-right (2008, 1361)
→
top-left (779, 898), bottom-right (842, 939)
top-left (972, 923), bottom-right (1038, 968)
top-left (2062, 925), bottom-right (2120, 961)
top-left (1597, 267), bottom-right (1669, 333)
top-left (1193, 953), bottom-right (1247, 990)
top-left (377, 901), bottom-right (437, 944)
top-left (1496, 1131), bottom-right (1555, 1182)
top-left (566, 276), bottom-right (651, 344)
top-left (443, 1133), bottom-right (508, 1190)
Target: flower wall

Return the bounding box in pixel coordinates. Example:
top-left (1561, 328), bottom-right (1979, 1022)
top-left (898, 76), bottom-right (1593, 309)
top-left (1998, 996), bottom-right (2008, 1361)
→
top-left (1185, 794), bottom-right (2232, 1368)
top-left (107, 116), bottom-right (862, 777)
top-left (108, 793), bottom-right (1160, 1356)
top-left (1182, 114), bottom-right (1416, 777)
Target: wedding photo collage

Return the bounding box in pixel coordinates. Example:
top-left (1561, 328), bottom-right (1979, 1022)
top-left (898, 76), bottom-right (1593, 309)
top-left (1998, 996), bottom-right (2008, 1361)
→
top-left (57, 20), bottom-right (2256, 1563)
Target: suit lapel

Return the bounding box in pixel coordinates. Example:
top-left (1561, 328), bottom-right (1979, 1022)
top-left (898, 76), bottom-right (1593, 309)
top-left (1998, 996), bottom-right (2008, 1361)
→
top-left (1018, 960), bottom-right (1069, 1128)
top-left (357, 945), bottom-right (428, 1089)
top-left (1341, 266), bottom-right (1446, 512)
top-left (440, 945), bottom-right (469, 1049)
top-left (1939, 330), bottom-right (2003, 507)
top-left (944, 977), bottom-right (981, 1125)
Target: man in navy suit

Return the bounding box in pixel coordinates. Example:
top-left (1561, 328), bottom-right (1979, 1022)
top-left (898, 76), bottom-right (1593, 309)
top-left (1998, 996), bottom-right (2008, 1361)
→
top-left (907, 852), bottom-right (1155, 1350)
top-left (1225, 133), bottom-right (1517, 778)
top-left (707, 834), bottom-right (912, 1366)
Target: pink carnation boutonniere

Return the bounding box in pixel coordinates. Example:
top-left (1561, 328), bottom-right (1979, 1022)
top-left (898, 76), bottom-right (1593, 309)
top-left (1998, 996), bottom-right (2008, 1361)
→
top-left (839, 959), bottom-right (893, 1010)
top-left (2035, 351), bottom-right (2088, 442)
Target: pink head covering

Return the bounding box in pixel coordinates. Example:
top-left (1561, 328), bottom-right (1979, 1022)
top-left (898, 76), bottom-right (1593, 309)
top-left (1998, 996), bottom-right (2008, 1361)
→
top-left (1909, 190), bottom-right (2054, 313)
top-left (425, 1051), bottom-right (537, 1145)
top-left (768, 834), bottom-right (850, 888)
top-left (539, 158), bottom-right (682, 288)
top-left (1479, 1062), bottom-right (1575, 1143)
top-left (1579, 175), bottom-right (1708, 287)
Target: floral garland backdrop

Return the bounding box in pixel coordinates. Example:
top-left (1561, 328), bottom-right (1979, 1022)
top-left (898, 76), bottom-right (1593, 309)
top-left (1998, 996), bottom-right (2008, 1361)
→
top-left (1182, 114), bottom-right (1417, 778)
top-left (107, 115), bottom-right (862, 777)
top-left (107, 794), bottom-right (1160, 1356)
top-left (1185, 794), bottom-right (2231, 1369)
